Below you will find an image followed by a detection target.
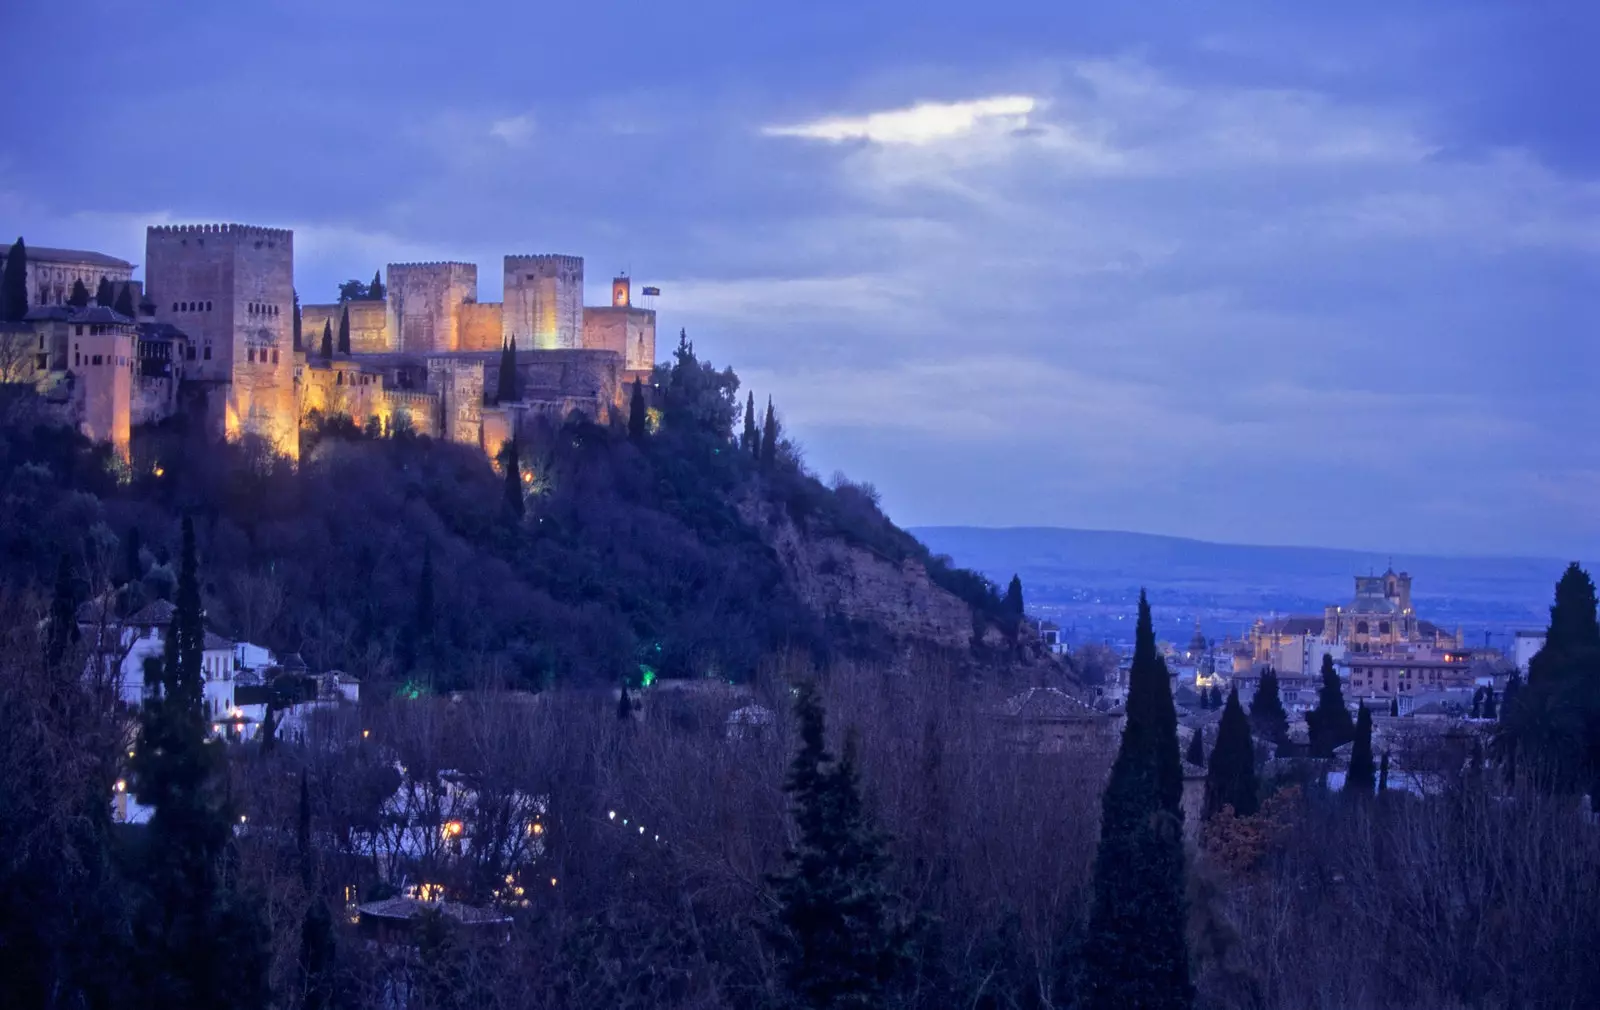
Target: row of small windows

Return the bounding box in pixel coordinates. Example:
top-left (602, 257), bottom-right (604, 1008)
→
top-left (246, 348), bottom-right (281, 364)
top-left (174, 301), bottom-right (213, 312)
top-left (248, 302), bottom-right (279, 317)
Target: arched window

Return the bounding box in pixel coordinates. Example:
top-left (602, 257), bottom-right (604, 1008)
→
top-left (1355, 621), bottom-right (1369, 635)
top-left (1379, 621), bottom-right (1391, 635)
top-left (272, 349), bottom-right (279, 364)
top-left (247, 348), bottom-right (255, 363)
top-left (206, 301), bottom-right (212, 311)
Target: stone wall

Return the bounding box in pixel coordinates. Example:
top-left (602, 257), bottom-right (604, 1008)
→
top-left (582, 306), bottom-right (656, 371)
top-left (377, 389), bottom-right (438, 436)
top-left (298, 359), bottom-right (381, 428)
top-left (458, 302), bottom-right (503, 352)
top-left (503, 255), bottom-right (583, 350)
top-left (145, 224), bottom-right (297, 456)
top-left (302, 300), bottom-right (390, 354)
top-left (386, 262), bottom-right (477, 354)
top-left (75, 325), bottom-right (134, 459)
top-left (426, 357), bottom-right (485, 445)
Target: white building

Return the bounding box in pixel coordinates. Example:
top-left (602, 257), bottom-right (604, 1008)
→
top-left (1513, 630), bottom-right (1546, 674)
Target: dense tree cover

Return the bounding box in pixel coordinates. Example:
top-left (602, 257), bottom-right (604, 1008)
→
top-left (0, 338), bottom-right (1011, 693)
top-left (1306, 654), bottom-right (1355, 758)
top-left (1, 236), bottom-right (25, 320)
top-left (1083, 590), bottom-right (1192, 1010)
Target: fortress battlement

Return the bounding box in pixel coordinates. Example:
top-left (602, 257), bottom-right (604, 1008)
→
top-left (148, 223), bottom-right (292, 240)
top-left (505, 254), bottom-right (584, 267)
top-left (388, 261), bottom-right (477, 270)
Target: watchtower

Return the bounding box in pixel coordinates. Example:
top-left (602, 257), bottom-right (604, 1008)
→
top-left (503, 254), bottom-right (583, 350)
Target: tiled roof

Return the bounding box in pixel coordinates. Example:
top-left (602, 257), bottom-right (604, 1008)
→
top-left (127, 600), bottom-right (177, 626)
top-left (203, 631), bottom-right (232, 651)
top-left (68, 305), bottom-right (134, 325)
top-left (5, 246), bottom-right (134, 270)
top-left (357, 897), bottom-right (511, 926)
top-left (1000, 687), bottom-right (1094, 720)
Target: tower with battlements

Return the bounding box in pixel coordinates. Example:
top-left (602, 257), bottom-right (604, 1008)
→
top-left (503, 254), bottom-right (583, 350)
top-left (386, 262), bottom-right (477, 354)
top-left (145, 224), bottom-right (297, 455)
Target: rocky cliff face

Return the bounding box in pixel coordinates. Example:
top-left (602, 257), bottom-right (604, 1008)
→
top-left (740, 496), bottom-right (976, 653)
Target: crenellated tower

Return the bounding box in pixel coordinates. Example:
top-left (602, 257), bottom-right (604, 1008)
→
top-left (503, 254), bottom-right (583, 350)
top-left (145, 223), bottom-right (297, 456)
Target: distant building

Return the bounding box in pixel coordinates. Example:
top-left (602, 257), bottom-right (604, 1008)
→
top-left (0, 244), bottom-right (135, 309)
top-left (1513, 630), bottom-right (1546, 674)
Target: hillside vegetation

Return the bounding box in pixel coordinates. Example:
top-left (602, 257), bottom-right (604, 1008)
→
top-left (0, 335), bottom-right (1022, 692)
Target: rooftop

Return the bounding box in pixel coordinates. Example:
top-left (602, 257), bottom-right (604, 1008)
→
top-left (2, 245), bottom-right (134, 270)
top-left (357, 897), bottom-right (512, 926)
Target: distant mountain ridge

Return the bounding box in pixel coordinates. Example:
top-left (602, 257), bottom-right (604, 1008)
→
top-left (910, 525), bottom-right (1582, 646)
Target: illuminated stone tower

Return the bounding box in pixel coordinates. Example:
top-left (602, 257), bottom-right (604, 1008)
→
top-left (387, 262), bottom-right (478, 353)
top-left (145, 224), bottom-right (297, 456)
top-left (503, 254), bottom-right (583, 350)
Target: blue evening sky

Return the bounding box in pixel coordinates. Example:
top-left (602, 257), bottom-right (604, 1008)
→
top-left (2, 1), bottom-right (1595, 557)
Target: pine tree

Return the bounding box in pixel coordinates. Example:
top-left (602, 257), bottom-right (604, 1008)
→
top-left (1083, 591), bottom-right (1192, 1010)
top-left (743, 390), bottom-right (758, 457)
top-left (1186, 726), bottom-right (1205, 767)
top-left (130, 515), bottom-right (271, 1007)
top-left (114, 285), bottom-right (136, 318)
top-left (759, 396), bottom-right (778, 473)
top-left (337, 304), bottom-right (350, 355)
top-left (320, 320), bottom-right (333, 361)
top-left (68, 278), bottom-right (91, 308)
top-left (628, 378), bottom-right (647, 442)
top-left (46, 554), bottom-right (79, 669)
top-left (767, 682), bottom-right (905, 1008)
top-left (1204, 687), bottom-right (1259, 819)
top-left (1249, 669), bottom-right (1289, 746)
top-left (293, 292), bottom-right (303, 351)
top-left (502, 437), bottom-right (524, 520)
top-left (1307, 654), bottom-right (1355, 758)
top-left (95, 275), bottom-right (114, 307)
top-left (1345, 704), bottom-right (1376, 796)
top-left (369, 268), bottom-right (385, 301)
top-left (1, 237), bottom-right (26, 321)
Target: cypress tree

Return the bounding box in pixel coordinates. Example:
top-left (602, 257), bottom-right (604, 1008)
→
top-left (1500, 674), bottom-right (1521, 723)
top-left (369, 269), bottom-right (385, 301)
top-left (1083, 590), bottom-right (1192, 1010)
top-left (617, 686), bottom-right (633, 721)
top-left (1482, 687), bottom-right (1498, 720)
top-left (503, 437), bottom-right (524, 520)
top-left (1499, 564), bottom-right (1600, 799)
top-left (1, 237), bottom-right (26, 320)
top-left (114, 285), bottom-right (136, 318)
top-left (767, 682), bottom-right (905, 1008)
top-left (1307, 654), bottom-right (1355, 757)
top-left (496, 338), bottom-right (520, 402)
top-left (320, 320), bottom-right (333, 361)
top-left (1378, 751), bottom-right (1390, 793)
top-left (123, 525), bottom-right (144, 586)
top-left (293, 292), bottom-right (303, 351)
top-left (1345, 704), bottom-right (1376, 796)
top-left (1390, 697), bottom-right (1399, 717)
top-left (95, 275), bottom-right (114, 307)
top-left (1004, 575), bottom-right (1024, 618)
top-left (1249, 669), bottom-right (1289, 746)
top-left (130, 515), bottom-right (271, 1007)
top-left (337, 304), bottom-right (350, 355)
top-left (298, 771), bottom-right (338, 1010)
top-left (743, 390), bottom-right (758, 457)
top-left (46, 554), bottom-right (79, 669)
top-left (1471, 689), bottom-right (1484, 720)
top-left (1186, 726), bottom-right (1205, 767)
top-left (68, 278), bottom-right (91, 308)
top-left (1204, 687), bottom-right (1259, 819)
top-left (759, 396), bottom-right (778, 473)
top-left (628, 378), bottom-right (647, 442)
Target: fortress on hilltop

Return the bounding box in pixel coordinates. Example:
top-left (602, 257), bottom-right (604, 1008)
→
top-left (1, 223), bottom-right (658, 463)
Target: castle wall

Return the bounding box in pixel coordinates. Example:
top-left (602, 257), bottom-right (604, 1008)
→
top-left (386, 263), bottom-right (476, 354)
top-left (582, 306), bottom-right (656, 372)
top-left (145, 224), bottom-right (297, 457)
top-left (458, 302), bottom-right (503, 352)
top-left (303, 300), bottom-right (391, 354)
top-left (503, 255), bottom-right (583, 350)
top-left (298, 360), bottom-right (382, 429)
top-left (426, 358), bottom-right (485, 445)
top-left (377, 389), bottom-right (438, 436)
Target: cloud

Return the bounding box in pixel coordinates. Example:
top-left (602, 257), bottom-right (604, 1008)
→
top-left (489, 114), bottom-right (535, 147)
top-left (763, 95), bottom-right (1037, 145)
